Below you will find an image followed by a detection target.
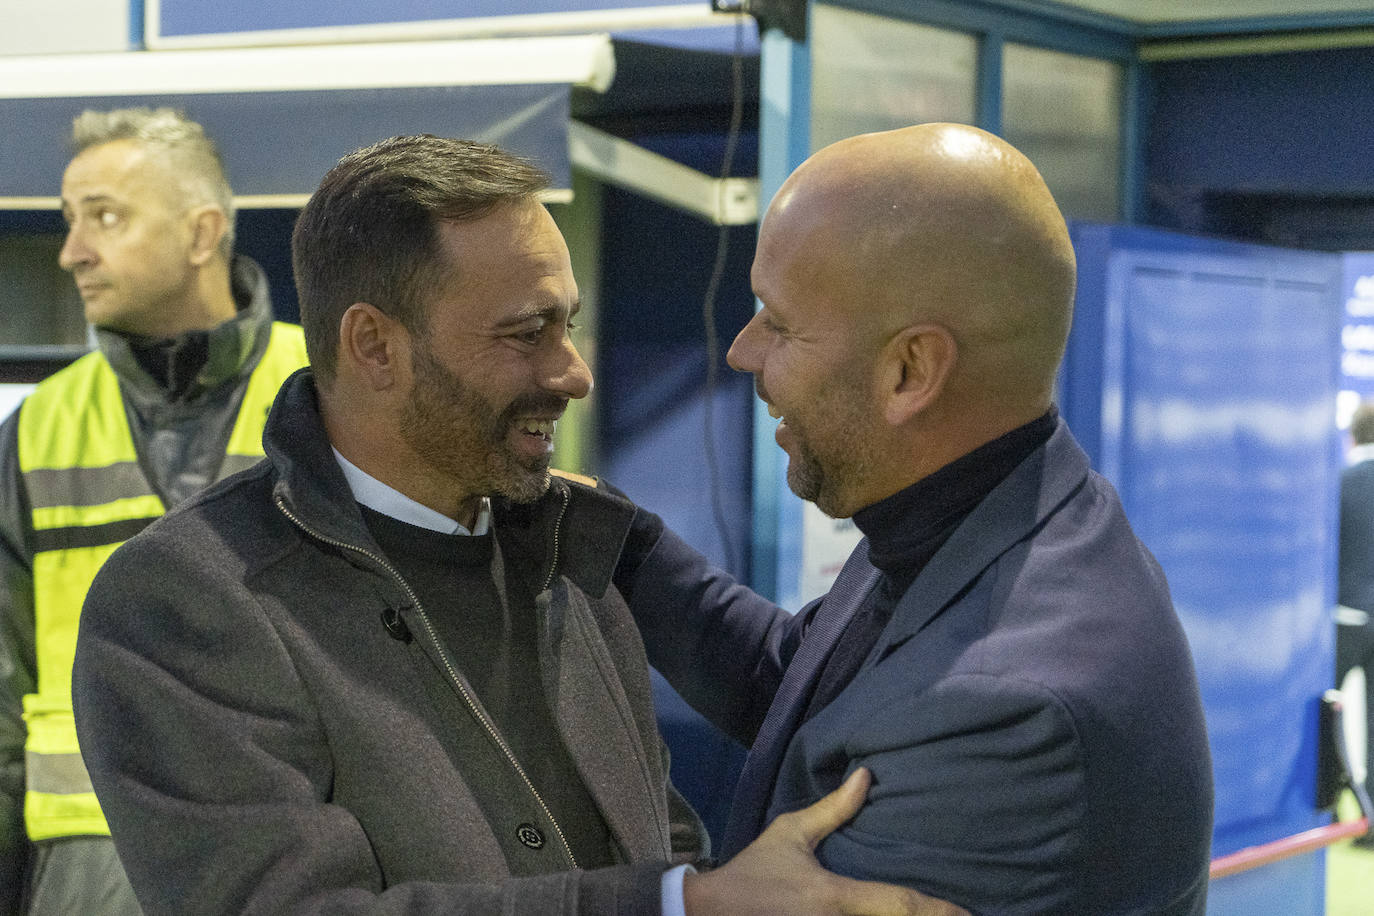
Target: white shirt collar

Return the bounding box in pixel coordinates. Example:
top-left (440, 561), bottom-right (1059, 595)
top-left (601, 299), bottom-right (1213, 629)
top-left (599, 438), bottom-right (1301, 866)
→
top-left (332, 448), bottom-right (491, 536)
top-left (1350, 443), bottom-right (1374, 467)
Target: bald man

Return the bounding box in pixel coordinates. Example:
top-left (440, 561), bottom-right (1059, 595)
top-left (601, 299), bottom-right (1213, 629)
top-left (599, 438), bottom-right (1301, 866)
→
top-left (623, 124), bottom-right (1214, 914)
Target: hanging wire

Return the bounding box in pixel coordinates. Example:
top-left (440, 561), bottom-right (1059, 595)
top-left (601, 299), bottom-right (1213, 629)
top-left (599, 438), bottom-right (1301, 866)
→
top-left (701, 16), bottom-right (748, 576)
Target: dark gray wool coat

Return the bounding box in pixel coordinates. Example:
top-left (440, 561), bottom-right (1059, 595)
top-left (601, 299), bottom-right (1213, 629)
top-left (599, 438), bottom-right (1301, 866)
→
top-left (72, 368), bottom-right (707, 915)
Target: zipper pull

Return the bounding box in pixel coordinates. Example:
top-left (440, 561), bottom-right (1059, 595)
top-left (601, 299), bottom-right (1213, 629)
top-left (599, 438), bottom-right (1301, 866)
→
top-left (381, 605), bottom-right (412, 643)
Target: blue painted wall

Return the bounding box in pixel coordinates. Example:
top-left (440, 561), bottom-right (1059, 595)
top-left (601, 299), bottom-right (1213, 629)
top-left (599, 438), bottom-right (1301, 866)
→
top-left (1145, 45), bottom-right (1374, 246)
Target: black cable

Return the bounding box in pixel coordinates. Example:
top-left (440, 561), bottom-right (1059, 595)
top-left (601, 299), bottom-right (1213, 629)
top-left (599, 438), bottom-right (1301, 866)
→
top-left (701, 16), bottom-right (747, 577)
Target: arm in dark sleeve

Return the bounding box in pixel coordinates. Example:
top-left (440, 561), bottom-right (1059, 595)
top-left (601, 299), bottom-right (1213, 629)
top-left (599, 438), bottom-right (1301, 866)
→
top-left (615, 504), bottom-right (799, 747)
top-left (0, 410), bottom-right (34, 915)
top-left (807, 675), bottom-right (1087, 915)
top-left (72, 533), bottom-right (668, 916)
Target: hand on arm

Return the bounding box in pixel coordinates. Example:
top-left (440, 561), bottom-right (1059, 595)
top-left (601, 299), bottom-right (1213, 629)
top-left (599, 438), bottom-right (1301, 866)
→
top-left (683, 769), bottom-right (967, 916)
top-left (808, 676), bottom-right (1085, 913)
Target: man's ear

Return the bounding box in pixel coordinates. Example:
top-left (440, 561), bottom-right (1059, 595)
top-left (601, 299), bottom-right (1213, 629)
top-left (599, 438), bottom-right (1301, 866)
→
top-left (186, 206), bottom-right (227, 266)
top-left (880, 323), bottom-right (956, 426)
top-left (338, 303), bottom-right (408, 392)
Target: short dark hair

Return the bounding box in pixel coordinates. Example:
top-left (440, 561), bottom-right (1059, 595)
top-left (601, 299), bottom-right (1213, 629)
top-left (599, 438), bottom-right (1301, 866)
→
top-left (292, 135), bottom-right (551, 382)
top-left (1354, 400), bottom-right (1374, 446)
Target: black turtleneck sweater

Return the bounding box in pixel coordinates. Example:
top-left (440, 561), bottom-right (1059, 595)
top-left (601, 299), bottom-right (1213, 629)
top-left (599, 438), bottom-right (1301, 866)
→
top-left (802, 408), bottom-right (1058, 721)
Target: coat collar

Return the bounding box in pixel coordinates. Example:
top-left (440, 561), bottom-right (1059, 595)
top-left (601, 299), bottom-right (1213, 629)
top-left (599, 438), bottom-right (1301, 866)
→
top-left (263, 368), bottom-right (632, 597)
top-left (96, 255), bottom-right (274, 409)
top-left (870, 418), bottom-right (1091, 657)
top-left (492, 480), bottom-right (635, 600)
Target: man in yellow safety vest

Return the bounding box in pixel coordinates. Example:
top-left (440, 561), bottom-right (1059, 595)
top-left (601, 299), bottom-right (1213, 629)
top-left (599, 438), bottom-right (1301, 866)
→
top-left (0, 107), bottom-right (306, 915)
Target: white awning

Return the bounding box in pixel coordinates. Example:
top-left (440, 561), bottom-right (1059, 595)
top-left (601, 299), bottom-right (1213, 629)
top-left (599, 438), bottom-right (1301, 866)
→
top-left (0, 35), bottom-right (616, 206)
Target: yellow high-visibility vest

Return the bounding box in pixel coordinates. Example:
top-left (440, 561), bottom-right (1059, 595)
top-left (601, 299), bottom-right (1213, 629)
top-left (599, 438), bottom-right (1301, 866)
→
top-left (17, 323), bottom-right (306, 841)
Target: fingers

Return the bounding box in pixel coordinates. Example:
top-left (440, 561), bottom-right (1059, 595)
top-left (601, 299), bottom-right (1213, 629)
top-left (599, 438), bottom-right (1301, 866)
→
top-left (781, 767), bottom-right (872, 850)
top-left (830, 875), bottom-right (971, 916)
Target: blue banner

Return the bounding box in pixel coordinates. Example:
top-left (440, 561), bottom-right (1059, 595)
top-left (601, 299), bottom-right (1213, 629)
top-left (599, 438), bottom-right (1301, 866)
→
top-left (156, 0), bottom-right (705, 38)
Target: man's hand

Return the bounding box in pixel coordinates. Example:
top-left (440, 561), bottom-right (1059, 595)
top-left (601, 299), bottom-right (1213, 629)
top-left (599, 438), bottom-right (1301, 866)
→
top-left (683, 768), bottom-right (967, 916)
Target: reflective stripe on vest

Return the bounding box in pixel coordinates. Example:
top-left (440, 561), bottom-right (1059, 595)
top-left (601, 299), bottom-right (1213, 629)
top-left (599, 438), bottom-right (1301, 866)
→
top-left (18, 322), bottom-right (306, 840)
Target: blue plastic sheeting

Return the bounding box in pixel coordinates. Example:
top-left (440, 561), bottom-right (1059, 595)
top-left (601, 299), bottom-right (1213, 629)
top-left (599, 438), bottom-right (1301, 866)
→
top-left (0, 83), bottom-right (571, 198)
top-left (156, 0), bottom-right (707, 37)
top-left (1065, 223), bottom-right (1342, 915)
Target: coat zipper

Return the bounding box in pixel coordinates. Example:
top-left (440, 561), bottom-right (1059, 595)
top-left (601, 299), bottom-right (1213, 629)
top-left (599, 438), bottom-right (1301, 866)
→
top-left (274, 493), bottom-right (579, 869)
top-left (540, 485), bottom-right (570, 593)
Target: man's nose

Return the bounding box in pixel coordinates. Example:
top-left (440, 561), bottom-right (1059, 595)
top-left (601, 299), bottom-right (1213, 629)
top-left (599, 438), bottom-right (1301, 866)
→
top-left (726, 312), bottom-right (762, 373)
top-left (58, 224), bottom-right (95, 271)
top-left (545, 337), bottom-right (593, 400)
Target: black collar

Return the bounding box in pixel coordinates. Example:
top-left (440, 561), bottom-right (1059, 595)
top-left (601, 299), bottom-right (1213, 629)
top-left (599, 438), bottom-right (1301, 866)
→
top-left (96, 254), bottom-right (274, 406)
top-left (854, 407), bottom-right (1058, 586)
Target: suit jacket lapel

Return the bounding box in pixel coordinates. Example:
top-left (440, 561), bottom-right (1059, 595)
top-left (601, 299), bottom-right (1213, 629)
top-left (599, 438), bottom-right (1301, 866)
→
top-left (872, 421), bottom-right (1091, 661)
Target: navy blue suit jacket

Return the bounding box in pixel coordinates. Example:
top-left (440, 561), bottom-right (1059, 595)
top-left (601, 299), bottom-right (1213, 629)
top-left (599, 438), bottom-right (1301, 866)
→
top-left (1339, 457), bottom-right (1374, 611)
top-left (631, 420), bottom-right (1214, 915)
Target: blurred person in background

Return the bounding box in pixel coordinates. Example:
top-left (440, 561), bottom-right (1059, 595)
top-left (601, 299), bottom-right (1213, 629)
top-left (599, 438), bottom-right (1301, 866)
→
top-left (1338, 399), bottom-right (1374, 845)
top-left (0, 107), bottom-right (306, 914)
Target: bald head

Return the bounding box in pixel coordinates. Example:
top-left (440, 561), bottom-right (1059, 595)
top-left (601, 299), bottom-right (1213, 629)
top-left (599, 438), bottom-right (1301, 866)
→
top-left (758, 123), bottom-right (1076, 415)
top-left (730, 124), bottom-right (1077, 514)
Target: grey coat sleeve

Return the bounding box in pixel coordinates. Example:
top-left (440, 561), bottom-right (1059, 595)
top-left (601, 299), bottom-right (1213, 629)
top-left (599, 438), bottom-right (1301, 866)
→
top-left (0, 409), bottom-right (35, 915)
top-left (72, 527), bottom-right (667, 916)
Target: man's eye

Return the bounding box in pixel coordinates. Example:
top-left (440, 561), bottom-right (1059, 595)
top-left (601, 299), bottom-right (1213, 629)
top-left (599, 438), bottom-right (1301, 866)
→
top-left (515, 328), bottom-right (544, 345)
top-left (98, 210), bottom-right (119, 228)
